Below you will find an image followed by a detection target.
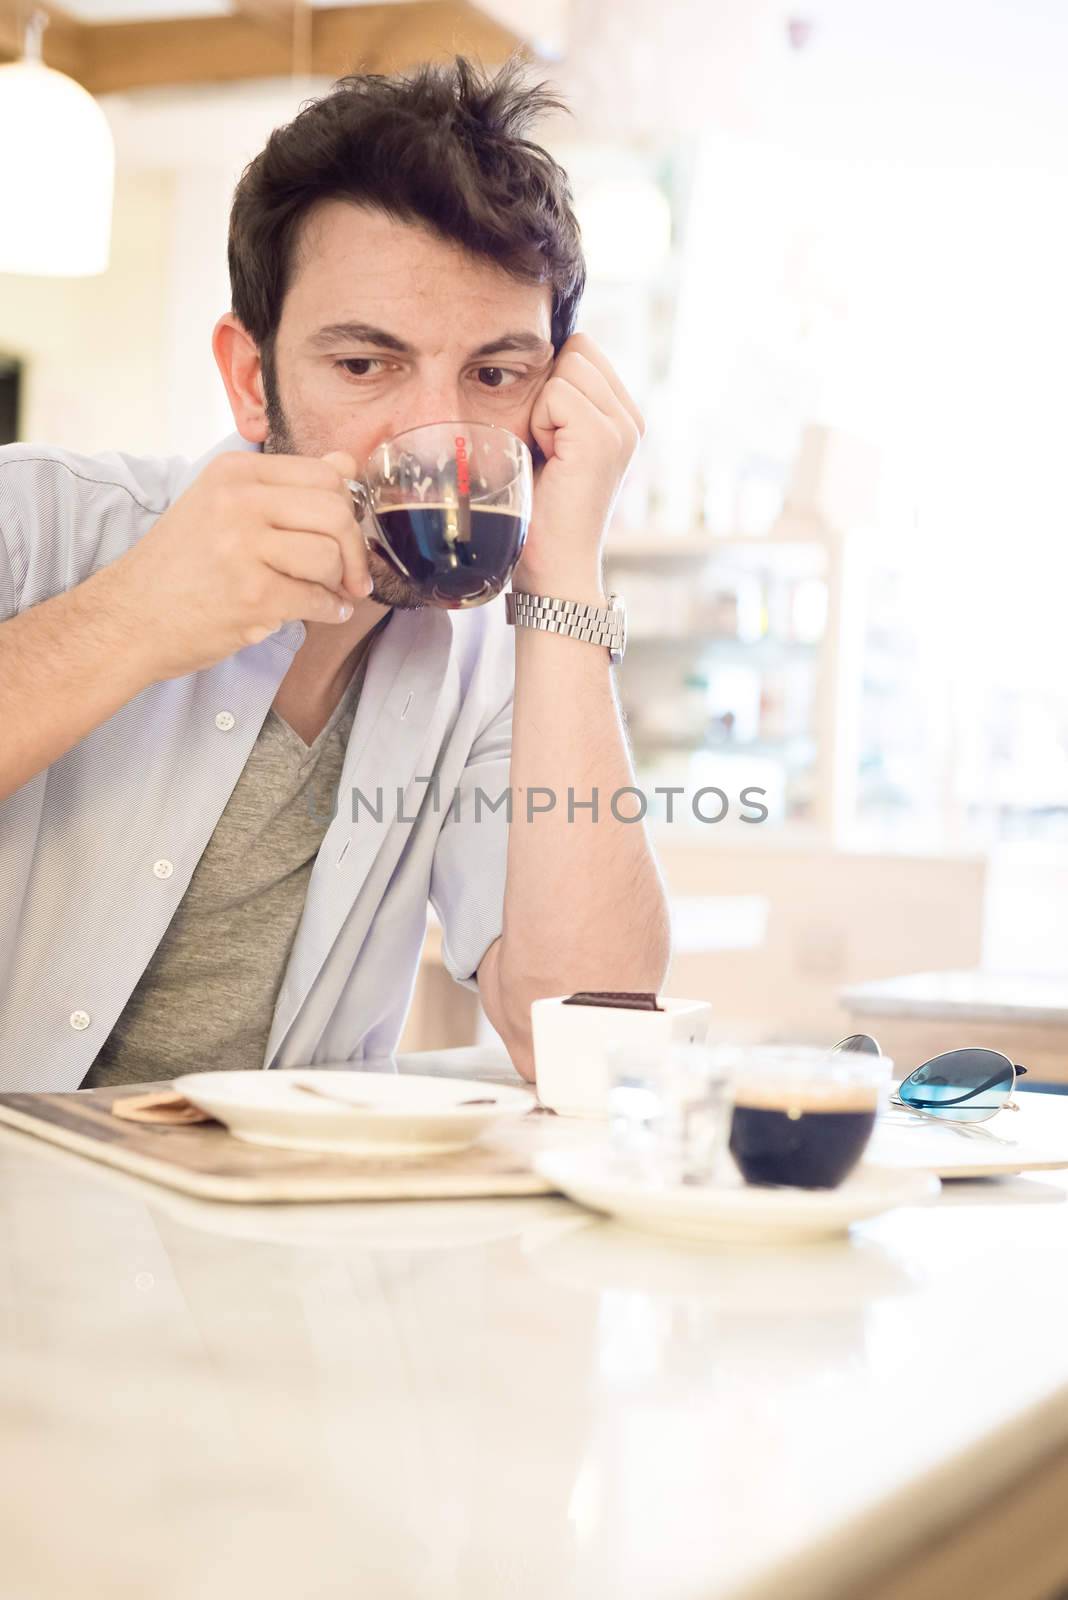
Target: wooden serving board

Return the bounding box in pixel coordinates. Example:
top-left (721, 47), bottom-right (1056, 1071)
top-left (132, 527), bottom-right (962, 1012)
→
top-left (0, 1081), bottom-right (558, 1204)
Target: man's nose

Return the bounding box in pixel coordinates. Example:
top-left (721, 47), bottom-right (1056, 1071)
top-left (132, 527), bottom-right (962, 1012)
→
top-left (391, 378), bottom-right (467, 435)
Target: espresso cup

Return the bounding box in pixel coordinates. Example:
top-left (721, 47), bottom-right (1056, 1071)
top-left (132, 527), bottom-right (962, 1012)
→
top-left (725, 1047), bottom-right (889, 1190)
top-left (346, 420), bottom-right (533, 609)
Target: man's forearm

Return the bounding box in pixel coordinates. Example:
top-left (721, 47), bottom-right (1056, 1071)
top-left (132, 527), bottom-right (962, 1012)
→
top-left (0, 563), bottom-right (159, 803)
top-left (473, 330), bottom-right (665, 1072)
top-left (491, 572), bottom-right (671, 1063)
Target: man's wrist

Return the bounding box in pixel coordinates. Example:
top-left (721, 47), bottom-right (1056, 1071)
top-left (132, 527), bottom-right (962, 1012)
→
top-left (506, 589), bottom-right (625, 666)
top-left (90, 558), bottom-right (168, 689)
top-left (510, 558), bottom-right (606, 608)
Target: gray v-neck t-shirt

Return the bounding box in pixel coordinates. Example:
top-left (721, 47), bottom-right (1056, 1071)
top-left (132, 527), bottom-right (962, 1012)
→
top-left (81, 620), bottom-right (389, 1088)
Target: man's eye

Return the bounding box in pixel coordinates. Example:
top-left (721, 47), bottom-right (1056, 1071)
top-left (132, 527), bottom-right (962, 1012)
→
top-left (473, 366), bottom-right (522, 389)
top-left (335, 360), bottom-right (523, 388)
top-left (335, 358), bottom-right (387, 378)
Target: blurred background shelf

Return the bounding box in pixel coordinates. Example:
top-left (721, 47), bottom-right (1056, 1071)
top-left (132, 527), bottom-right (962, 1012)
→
top-left (606, 491), bottom-right (859, 843)
top-left (608, 534), bottom-right (834, 564)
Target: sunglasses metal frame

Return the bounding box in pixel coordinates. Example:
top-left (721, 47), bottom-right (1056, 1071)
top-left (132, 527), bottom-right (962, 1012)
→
top-left (833, 1035), bottom-right (1028, 1124)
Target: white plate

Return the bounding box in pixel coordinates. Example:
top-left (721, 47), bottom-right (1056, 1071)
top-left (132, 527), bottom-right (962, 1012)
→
top-left (172, 1070), bottom-right (536, 1157)
top-left (533, 1146), bottom-right (940, 1243)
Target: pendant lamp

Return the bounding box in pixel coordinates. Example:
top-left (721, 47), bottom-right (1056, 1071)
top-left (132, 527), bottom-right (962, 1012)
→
top-left (0, 9), bottom-right (114, 276)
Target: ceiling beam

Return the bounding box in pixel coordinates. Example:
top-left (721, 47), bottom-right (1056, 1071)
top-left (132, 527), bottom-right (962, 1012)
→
top-left (0, 1), bottom-right (533, 94)
top-left (229, 0), bottom-right (299, 41)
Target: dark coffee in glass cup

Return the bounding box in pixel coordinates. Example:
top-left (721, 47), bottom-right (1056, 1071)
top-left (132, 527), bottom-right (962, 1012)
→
top-left (726, 1048), bottom-right (888, 1189)
top-left (346, 421), bottom-right (533, 609)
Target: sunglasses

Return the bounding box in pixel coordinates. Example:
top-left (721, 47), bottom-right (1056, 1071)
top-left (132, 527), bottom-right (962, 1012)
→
top-left (833, 1034), bottom-right (1028, 1124)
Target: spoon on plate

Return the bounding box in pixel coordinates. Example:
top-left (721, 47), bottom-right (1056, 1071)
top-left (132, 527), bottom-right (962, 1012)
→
top-left (292, 1082), bottom-right (498, 1111)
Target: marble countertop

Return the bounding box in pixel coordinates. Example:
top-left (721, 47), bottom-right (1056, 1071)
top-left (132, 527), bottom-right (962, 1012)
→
top-left (5, 1047), bottom-right (1068, 1598)
top-left (841, 968), bottom-right (1068, 1024)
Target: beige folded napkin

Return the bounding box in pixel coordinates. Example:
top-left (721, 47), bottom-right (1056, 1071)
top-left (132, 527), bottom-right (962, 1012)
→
top-left (110, 1090), bottom-right (219, 1126)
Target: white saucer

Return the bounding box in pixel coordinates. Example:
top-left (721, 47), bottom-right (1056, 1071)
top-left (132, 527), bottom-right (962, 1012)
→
top-left (533, 1146), bottom-right (940, 1243)
top-left (172, 1070), bottom-right (536, 1158)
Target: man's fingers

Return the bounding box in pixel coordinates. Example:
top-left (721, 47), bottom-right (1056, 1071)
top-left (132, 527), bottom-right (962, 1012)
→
top-left (558, 333), bottom-right (646, 437)
top-left (254, 484), bottom-right (372, 600)
top-left (272, 573), bottom-right (358, 629)
top-left (548, 353), bottom-right (638, 444)
top-left (321, 449), bottom-right (358, 480)
top-left (528, 371), bottom-right (608, 464)
top-left (317, 452), bottom-right (367, 598)
top-left (246, 452), bottom-right (351, 490)
top-left (259, 529), bottom-right (345, 593)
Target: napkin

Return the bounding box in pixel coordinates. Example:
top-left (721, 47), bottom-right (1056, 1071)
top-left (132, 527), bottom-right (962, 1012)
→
top-left (110, 1090), bottom-right (220, 1126)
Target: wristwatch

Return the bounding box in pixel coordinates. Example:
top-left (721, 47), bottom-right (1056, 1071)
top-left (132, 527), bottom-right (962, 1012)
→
top-left (505, 590), bottom-right (627, 666)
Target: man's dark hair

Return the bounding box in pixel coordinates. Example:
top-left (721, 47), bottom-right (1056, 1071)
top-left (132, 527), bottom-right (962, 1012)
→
top-left (228, 53), bottom-right (586, 397)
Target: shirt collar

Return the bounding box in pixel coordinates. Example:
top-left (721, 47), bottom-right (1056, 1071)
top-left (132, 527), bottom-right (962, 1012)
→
top-left (171, 428), bottom-right (261, 502)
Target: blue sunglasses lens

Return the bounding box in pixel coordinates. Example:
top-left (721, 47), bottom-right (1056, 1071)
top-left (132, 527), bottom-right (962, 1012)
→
top-left (898, 1049), bottom-right (1013, 1121)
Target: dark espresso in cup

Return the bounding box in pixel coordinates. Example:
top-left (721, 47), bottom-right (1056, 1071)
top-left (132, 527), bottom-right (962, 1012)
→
top-left (374, 503), bottom-right (527, 608)
top-left (729, 1086), bottom-right (877, 1189)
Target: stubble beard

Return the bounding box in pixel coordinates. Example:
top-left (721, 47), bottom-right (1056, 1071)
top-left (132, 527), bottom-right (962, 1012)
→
top-left (262, 377), bottom-right (425, 612)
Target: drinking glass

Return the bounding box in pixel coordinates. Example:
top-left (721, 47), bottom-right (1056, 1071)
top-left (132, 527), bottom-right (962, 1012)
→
top-left (607, 1040), bottom-right (733, 1187)
top-left (345, 420), bottom-right (533, 608)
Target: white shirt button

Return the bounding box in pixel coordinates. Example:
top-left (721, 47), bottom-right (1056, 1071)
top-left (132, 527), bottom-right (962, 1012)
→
top-left (215, 711), bottom-right (235, 732)
top-left (70, 1010), bottom-right (91, 1031)
top-left (153, 859), bottom-right (174, 879)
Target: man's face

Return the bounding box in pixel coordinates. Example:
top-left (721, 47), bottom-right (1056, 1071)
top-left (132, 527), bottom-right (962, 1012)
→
top-left (261, 200), bottom-right (554, 608)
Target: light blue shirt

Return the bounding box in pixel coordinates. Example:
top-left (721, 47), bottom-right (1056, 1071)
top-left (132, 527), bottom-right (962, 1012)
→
top-left (0, 430), bottom-right (513, 1093)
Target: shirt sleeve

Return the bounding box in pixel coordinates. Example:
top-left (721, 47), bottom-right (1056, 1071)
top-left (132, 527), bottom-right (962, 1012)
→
top-left (428, 677), bottom-right (513, 993)
top-left (0, 445), bottom-right (170, 619)
top-left (0, 454), bottom-right (30, 620)
top-left (0, 450), bottom-right (81, 616)
top-left (0, 530), bottom-right (16, 623)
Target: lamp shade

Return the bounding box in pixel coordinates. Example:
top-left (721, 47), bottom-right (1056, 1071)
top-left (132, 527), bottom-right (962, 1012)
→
top-left (0, 58), bottom-right (115, 277)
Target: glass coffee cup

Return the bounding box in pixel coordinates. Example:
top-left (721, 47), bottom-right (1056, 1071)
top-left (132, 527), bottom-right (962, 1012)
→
top-left (345, 420), bottom-right (533, 609)
top-left (724, 1047), bottom-right (889, 1190)
top-left (607, 1040), bottom-right (733, 1187)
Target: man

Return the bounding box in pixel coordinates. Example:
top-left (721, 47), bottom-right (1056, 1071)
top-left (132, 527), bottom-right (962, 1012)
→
top-left (0, 55), bottom-right (670, 1093)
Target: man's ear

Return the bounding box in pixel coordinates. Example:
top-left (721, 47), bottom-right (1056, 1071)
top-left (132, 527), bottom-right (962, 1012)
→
top-left (212, 313), bottom-right (268, 444)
